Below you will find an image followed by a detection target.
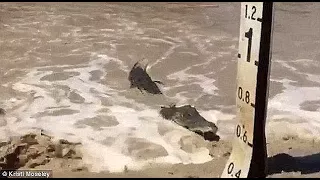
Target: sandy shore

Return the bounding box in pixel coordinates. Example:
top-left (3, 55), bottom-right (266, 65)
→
top-left (53, 137), bottom-right (320, 178)
top-left (52, 137), bottom-right (320, 178)
top-left (1, 132), bottom-right (319, 178)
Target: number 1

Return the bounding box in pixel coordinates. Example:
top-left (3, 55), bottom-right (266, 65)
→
top-left (245, 5), bottom-right (248, 18)
top-left (245, 28), bottom-right (253, 63)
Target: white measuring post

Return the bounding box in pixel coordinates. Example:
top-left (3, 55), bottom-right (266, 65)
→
top-left (221, 2), bottom-right (274, 178)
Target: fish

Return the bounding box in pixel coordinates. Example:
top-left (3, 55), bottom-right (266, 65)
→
top-left (128, 59), bottom-right (164, 95)
top-left (160, 104), bottom-right (220, 141)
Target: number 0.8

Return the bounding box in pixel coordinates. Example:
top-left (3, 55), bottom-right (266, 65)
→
top-left (237, 87), bottom-right (250, 104)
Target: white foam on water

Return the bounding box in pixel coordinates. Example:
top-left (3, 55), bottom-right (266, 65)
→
top-left (179, 51), bottom-right (199, 56)
top-left (199, 110), bottom-right (236, 138)
top-left (267, 78), bottom-right (320, 140)
top-left (100, 28), bottom-right (115, 32)
top-left (306, 73), bottom-right (320, 84)
top-left (167, 68), bottom-right (218, 96)
top-left (149, 44), bottom-right (181, 68)
top-left (1, 53), bottom-right (229, 173)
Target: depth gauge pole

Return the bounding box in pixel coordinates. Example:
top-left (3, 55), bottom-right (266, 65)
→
top-left (221, 2), bottom-right (274, 178)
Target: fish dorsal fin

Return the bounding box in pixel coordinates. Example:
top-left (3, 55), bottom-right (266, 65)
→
top-left (133, 62), bottom-right (139, 69)
top-left (133, 58), bottom-right (146, 69)
top-left (144, 63), bottom-right (149, 72)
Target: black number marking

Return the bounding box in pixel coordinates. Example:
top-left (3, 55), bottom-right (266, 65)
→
top-left (243, 131), bottom-right (247, 143)
top-left (238, 87), bottom-right (243, 100)
top-left (245, 91), bottom-right (250, 104)
top-left (237, 124), bottom-right (250, 146)
top-left (227, 162), bottom-right (242, 178)
top-left (251, 6), bottom-right (256, 20)
top-left (244, 28), bottom-right (253, 63)
top-left (236, 125), bottom-right (248, 144)
top-left (227, 162), bottom-right (234, 174)
top-left (245, 5), bottom-right (248, 18)
top-left (235, 170), bottom-right (242, 178)
top-left (238, 87), bottom-right (251, 105)
top-left (236, 125), bottom-right (241, 137)
top-left (244, 5), bottom-right (258, 21)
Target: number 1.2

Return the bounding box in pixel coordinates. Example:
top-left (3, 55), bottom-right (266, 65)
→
top-left (245, 5), bottom-right (257, 20)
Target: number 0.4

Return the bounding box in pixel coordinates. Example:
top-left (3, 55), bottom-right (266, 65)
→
top-left (227, 162), bottom-right (242, 178)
